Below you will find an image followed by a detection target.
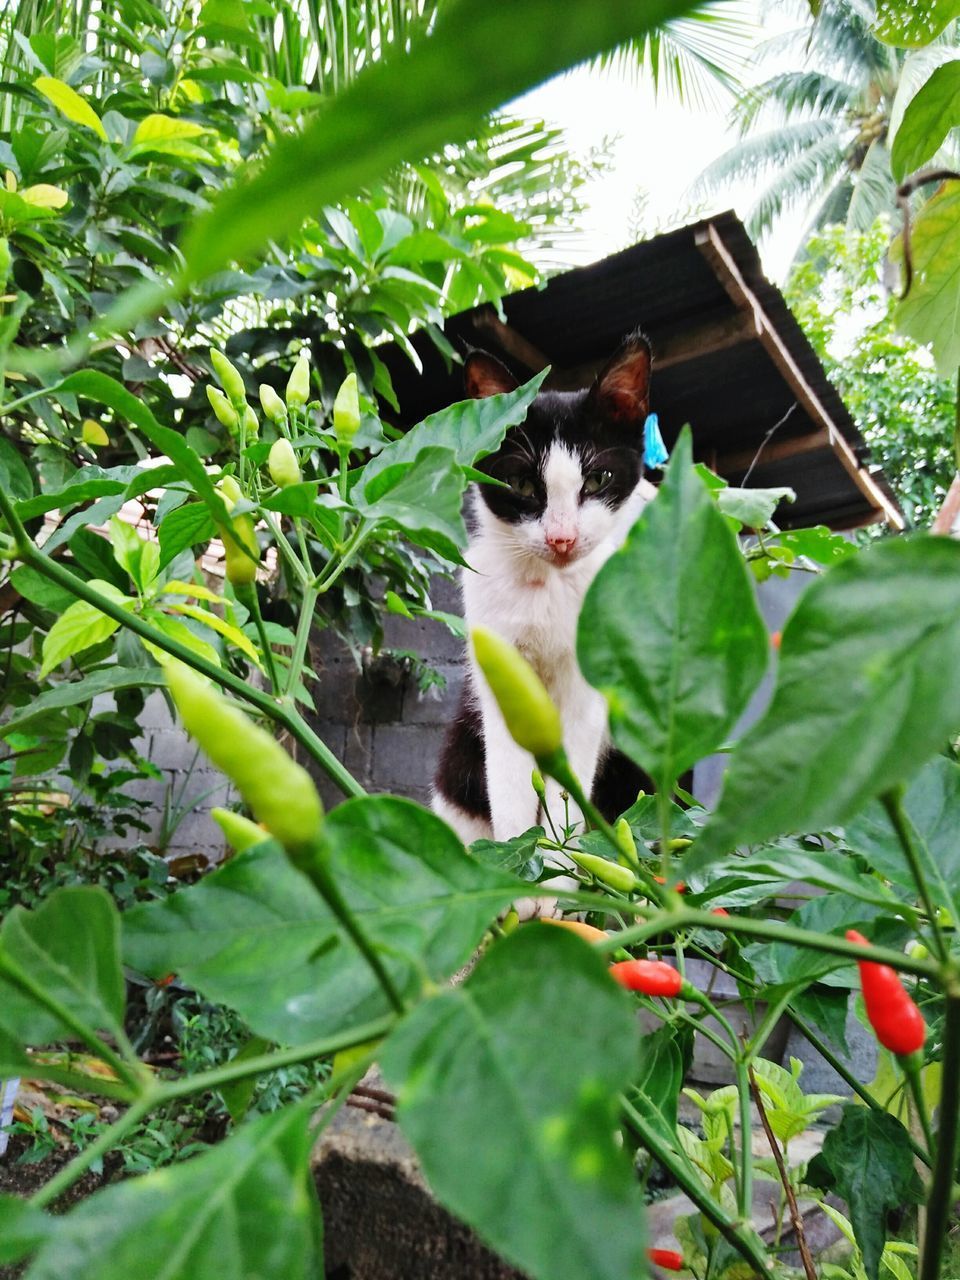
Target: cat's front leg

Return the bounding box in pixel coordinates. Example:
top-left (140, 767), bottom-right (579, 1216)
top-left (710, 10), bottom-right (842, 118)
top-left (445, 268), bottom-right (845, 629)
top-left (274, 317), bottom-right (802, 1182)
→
top-left (543, 679), bottom-right (609, 839)
top-left (475, 682), bottom-right (540, 841)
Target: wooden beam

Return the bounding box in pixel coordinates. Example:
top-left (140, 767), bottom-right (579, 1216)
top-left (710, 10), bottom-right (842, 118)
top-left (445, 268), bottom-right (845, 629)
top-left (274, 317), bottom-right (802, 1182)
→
top-left (695, 223), bottom-right (905, 531)
top-left (715, 428), bottom-right (831, 476)
top-left (470, 306), bottom-right (762, 390)
top-left (932, 474), bottom-right (960, 535)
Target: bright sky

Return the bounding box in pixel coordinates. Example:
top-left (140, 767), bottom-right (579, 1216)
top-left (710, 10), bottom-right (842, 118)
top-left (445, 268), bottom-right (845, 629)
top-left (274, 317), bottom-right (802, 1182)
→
top-left (513, 7), bottom-right (805, 282)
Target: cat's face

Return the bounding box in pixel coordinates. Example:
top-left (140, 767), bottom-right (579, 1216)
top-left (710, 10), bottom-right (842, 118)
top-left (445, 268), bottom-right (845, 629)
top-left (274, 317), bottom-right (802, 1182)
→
top-left (465, 333), bottom-right (651, 568)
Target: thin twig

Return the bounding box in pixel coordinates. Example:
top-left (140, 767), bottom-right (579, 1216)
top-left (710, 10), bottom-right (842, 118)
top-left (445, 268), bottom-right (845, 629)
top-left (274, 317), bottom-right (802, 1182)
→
top-left (896, 168), bottom-right (960, 301)
top-left (748, 1066), bottom-right (817, 1280)
top-left (741, 403), bottom-right (798, 486)
top-left (346, 1095), bottom-right (395, 1121)
top-left (352, 1083), bottom-right (396, 1106)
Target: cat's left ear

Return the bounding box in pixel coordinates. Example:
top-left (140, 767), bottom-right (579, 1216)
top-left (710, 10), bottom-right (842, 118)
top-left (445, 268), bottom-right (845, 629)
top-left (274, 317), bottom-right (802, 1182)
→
top-left (588, 332), bottom-right (652, 427)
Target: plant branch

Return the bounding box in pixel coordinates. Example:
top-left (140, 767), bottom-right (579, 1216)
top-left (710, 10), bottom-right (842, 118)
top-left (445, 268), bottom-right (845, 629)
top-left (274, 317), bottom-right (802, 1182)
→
top-left (0, 953), bottom-right (144, 1096)
top-left (749, 1065), bottom-right (816, 1280)
top-left (880, 788), bottom-right (950, 963)
top-left (920, 991), bottom-right (960, 1280)
top-left (603, 908), bottom-right (940, 980)
top-left (620, 1095), bottom-right (773, 1277)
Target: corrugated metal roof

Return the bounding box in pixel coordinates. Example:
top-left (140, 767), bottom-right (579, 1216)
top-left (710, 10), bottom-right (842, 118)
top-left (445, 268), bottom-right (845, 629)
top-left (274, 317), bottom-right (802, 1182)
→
top-left (378, 211), bottom-right (902, 531)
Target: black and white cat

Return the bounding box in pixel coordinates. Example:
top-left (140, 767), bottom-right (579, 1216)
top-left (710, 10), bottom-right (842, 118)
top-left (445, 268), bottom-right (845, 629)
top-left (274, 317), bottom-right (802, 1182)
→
top-left (433, 331), bottom-right (655, 849)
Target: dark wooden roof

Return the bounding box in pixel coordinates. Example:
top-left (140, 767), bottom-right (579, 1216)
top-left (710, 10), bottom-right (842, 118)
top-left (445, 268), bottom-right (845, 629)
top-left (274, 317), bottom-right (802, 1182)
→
top-left (378, 211), bottom-right (903, 531)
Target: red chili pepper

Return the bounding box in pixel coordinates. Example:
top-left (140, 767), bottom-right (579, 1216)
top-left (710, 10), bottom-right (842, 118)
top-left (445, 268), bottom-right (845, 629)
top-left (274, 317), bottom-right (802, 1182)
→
top-left (711, 907), bottom-right (730, 917)
top-left (609, 959), bottom-right (683, 997)
top-left (652, 875), bottom-right (687, 892)
top-left (648, 1247), bottom-right (684, 1271)
top-left (845, 929), bottom-right (926, 1056)
top-left (771, 631), bottom-right (782, 649)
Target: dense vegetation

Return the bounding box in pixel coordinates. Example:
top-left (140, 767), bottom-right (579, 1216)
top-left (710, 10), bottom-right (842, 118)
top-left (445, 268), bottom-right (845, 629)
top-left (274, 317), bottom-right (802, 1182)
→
top-left (2, 2), bottom-right (960, 1280)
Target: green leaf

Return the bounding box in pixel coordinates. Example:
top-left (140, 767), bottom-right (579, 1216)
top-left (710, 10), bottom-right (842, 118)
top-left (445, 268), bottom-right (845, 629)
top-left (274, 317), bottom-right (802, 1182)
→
top-left (8, 565), bottom-right (77, 613)
top-left (123, 800), bottom-right (519, 1044)
top-left (845, 754), bottom-right (960, 916)
top-left (128, 113), bottom-right (210, 160)
top-left (33, 76), bottom-right (107, 140)
top-left (15, 465), bottom-right (139, 520)
top-left (578, 429), bottom-right (769, 792)
top-left (356, 446), bottom-right (468, 562)
top-left (893, 180), bottom-right (960, 374)
top-left (0, 668), bottom-right (167, 737)
top-left (874, 0), bottom-right (960, 47)
top-left (167, 602), bottom-right (263, 668)
top-left (24, 1104), bottom-right (322, 1280)
top-left (691, 841), bottom-right (898, 911)
top-left (0, 887), bottom-right (126, 1046)
top-left (716, 484), bottom-right (795, 530)
top-left (158, 502), bottom-right (215, 568)
top-left (805, 1106), bottom-right (923, 1280)
top-left (470, 826), bottom-right (544, 876)
top-left (39, 581), bottom-right (131, 678)
top-left (360, 371), bottom-right (548, 490)
top-left (181, 0), bottom-right (702, 280)
top-left (52, 373), bottom-right (230, 525)
top-left (628, 1025), bottom-right (684, 1150)
top-left (0, 1195), bottom-right (50, 1265)
top-left (382, 927), bottom-right (647, 1280)
top-left (774, 526), bottom-right (857, 568)
top-left (891, 62), bottom-right (960, 180)
top-left (690, 537), bottom-right (960, 873)
top-left (0, 437), bottom-right (34, 501)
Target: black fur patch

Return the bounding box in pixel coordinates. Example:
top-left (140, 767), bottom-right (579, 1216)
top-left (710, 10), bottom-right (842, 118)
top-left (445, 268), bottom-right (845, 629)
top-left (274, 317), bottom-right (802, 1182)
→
top-left (434, 676), bottom-right (491, 821)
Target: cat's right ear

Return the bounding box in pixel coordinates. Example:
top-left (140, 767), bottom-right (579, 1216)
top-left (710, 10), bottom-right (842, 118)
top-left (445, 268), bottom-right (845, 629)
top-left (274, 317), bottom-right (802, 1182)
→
top-left (589, 332), bottom-right (652, 426)
top-left (464, 350), bottom-right (519, 399)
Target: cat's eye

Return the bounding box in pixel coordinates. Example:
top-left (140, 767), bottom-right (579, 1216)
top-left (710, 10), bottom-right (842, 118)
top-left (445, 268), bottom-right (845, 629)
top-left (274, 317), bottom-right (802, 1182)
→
top-left (507, 475), bottom-right (538, 499)
top-left (582, 469), bottom-right (613, 496)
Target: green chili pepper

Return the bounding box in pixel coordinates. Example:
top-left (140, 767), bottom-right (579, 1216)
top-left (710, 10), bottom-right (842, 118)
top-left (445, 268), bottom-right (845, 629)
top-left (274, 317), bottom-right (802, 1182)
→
top-left (206, 385), bottom-right (239, 432)
top-left (259, 383), bottom-right (287, 426)
top-left (569, 850), bottom-right (638, 894)
top-left (286, 351), bottom-right (311, 408)
top-left (333, 372), bottom-right (361, 445)
top-left (471, 626), bottom-right (562, 759)
top-left (211, 807), bottom-right (266, 854)
top-left (166, 663), bottom-right (324, 851)
top-left (531, 767), bottom-right (546, 800)
top-left (242, 405), bottom-right (259, 439)
top-left (216, 476), bottom-right (259, 586)
top-left (210, 350), bottom-right (247, 409)
top-left (615, 817), bottom-right (640, 868)
top-left (268, 438), bottom-right (301, 489)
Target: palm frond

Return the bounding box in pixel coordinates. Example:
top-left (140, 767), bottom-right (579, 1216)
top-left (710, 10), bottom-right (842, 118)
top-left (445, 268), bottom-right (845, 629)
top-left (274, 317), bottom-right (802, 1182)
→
top-left (693, 118), bottom-right (839, 194)
top-left (845, 137), bottom-right (895, 231)
top-left (745, 131), bottom-right (848, 238)
top-left (732, 70), bottom-right (856, 134)
top-left (591, 2), bottom-right (755, 110)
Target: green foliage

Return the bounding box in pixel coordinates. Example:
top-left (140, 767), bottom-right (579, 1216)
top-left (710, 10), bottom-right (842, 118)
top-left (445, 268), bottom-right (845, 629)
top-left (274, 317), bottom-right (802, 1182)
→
top-left (578, 430), bottom-right (769, 794)
top-left (785, 220), bottom-right (956, 528)
top-left (893, 180), bottom-right (960, 375)
top-left (806, 1107), bottom-right (924, 1280)
top-left (382, 927), bottom-right (648, 1280)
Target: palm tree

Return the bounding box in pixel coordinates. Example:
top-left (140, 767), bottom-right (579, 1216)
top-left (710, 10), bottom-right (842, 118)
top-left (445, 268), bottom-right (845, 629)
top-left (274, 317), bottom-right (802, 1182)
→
top-left (693, 0), bottom-right (959, 245)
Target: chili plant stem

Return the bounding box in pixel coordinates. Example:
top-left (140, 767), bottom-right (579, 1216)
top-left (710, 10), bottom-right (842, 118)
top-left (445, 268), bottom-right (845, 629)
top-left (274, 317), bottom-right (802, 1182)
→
top-left (235, 581), bottom-right (281, 695)
top-left (920, 991), bottom-right (960, 1280)
top-left (0, 953), bottom-right (144, 1096)
top-left (903, 1056), bottom-right (936, 1163)
top-left (30, 1092), bottom-right (157, 1210)
top-left (749, 1066), bottom-right (817, 1280)
top-left (312, 520), bottom-right (372, 593)
top-left (605, 908), bottom-right (940, 980)
top-left (880, 789), bottom-right (951, 964)
top-left (0, 489), bottom-right (364, 798)
top-left (619, 1096), bottom-right (772, 1277)
top-left (284, 581), bottom-right (319, 699)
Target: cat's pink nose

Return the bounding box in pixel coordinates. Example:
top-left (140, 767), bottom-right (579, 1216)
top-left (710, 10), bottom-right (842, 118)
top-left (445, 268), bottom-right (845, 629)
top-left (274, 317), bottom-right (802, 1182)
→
top-left (547, 532), bottom-right (577, 555)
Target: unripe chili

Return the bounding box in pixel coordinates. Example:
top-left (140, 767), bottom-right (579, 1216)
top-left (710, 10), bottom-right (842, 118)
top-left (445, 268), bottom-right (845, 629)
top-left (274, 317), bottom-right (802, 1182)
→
top-left (166, 662), bottom-right (324, 851)
top-left (259, 383), bottom-right (287, 426)
top-left (570, 850), bottom-right (637, 894)
top-left (286, 352), bottom-right (311, 408)
top-left (268, 438), bottom-right (301, 489)
top-left (471, 626), bottom-right (562, 759)
top-left (615, 817), bottom-right (640, 868)
top-left (845, 929), bottom-right (926, 1056)
top-left (216, 476), bottom-right (259, 587)
top-left (242, 405), bottom-right (259, 439)
top-left (207, 385), bottom-right (239, 432)
top-left (210, 350), bottom-right (247, 409)
top-left (333, 372), bottom-right (361, 445)
top-left (211, 806), bottom-right (266, 854)
top-left (609, 959), bottom-right (684, 997)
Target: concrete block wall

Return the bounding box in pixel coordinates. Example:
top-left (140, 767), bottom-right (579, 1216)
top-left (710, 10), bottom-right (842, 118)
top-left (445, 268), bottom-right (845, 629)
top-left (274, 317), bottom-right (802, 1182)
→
top-left (305, 577), bottom-right (465, 812)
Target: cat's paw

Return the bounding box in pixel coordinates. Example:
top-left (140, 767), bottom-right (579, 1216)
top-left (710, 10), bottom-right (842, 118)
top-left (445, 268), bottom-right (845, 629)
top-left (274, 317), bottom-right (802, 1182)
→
top-left (511, 895), bottom-right (560, 923)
